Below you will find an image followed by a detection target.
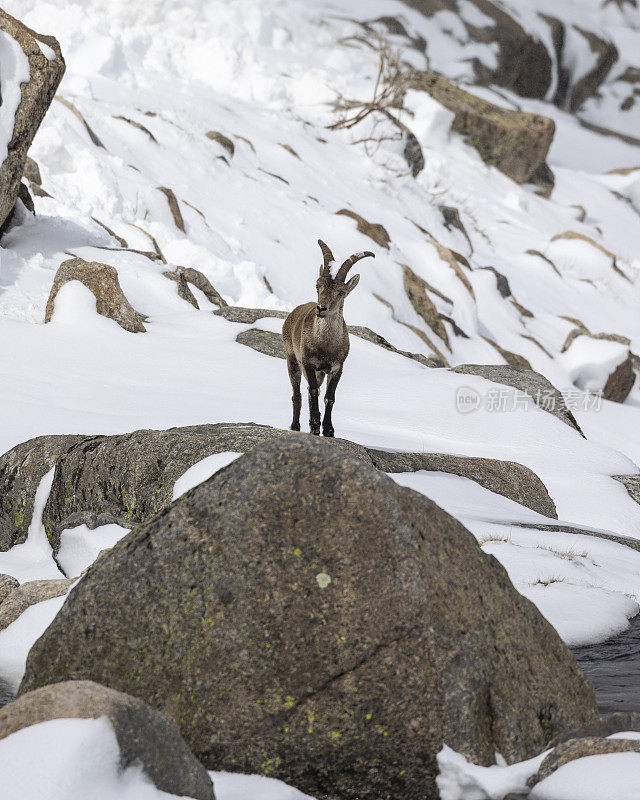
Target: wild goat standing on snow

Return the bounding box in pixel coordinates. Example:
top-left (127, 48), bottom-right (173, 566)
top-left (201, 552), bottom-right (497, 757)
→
top-left (282, 240), bottom-right (375, 437)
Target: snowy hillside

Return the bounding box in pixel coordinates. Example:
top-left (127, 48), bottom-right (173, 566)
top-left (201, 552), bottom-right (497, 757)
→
top-left (1, 0), bottom-right (640, 798)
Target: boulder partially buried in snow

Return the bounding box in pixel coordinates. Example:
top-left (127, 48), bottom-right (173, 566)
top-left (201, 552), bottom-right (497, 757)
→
top-left (44, 258), bottom-right (146, 333)
top-left (452, 364), bottom-right (584, 435)
top-left (0, 578), bottom-right (73, 632)
top-left (404, 70), bottom-right (555, 194)
top-left (529, 736), bottom-right (640, 788)
top-left (0, 10), bottom-right (65, 230)
top-left (561, 335), bottom-right (635, 403)
top-left (0, 433), bottom-right (85, 551)
top-left (0, 681), bottom-right (214, 799)
top-left (29, 422), bottom-right (556, 553)
top-left (21, 437), bottom-right (596, 800)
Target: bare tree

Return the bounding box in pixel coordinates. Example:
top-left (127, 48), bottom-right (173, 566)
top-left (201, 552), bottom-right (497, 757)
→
top-left (329, 36), bottom-right (424, 177)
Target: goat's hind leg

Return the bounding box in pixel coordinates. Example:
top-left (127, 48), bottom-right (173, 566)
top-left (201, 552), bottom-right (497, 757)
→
top-left (287, 356), bottom-right (302, 431)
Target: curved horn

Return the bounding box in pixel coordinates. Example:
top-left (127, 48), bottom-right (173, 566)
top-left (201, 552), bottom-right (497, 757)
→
top-left (318, 239), bottom-right (335, 276)
top-left (335, 250), bottom-right (375, 282)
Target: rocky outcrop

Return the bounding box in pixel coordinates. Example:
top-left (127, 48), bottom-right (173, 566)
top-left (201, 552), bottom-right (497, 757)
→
top-left (235, 325), bottom-right (438, 368)
top-left (400, 1), bottom-right (553, 99)
top-left (21, 437), bottom-right (596, 799)
top-left (27, 423), bottom-right (555, 552)
top-left (603, 353), bottom-right (635, 403)
top-left (568, 28), bottom-right (618, 113)
top-left (214, 305), bottom-right (438, 366)
top-left (177, 266), bottom-right (228, 307)
top-left (213, 306), bottom-right (287, 324)
top-left (0, 11), bottom-right (65, 230)
top-left (1, 681), bottom-right (214, 800)
top-left (452, 364), bottom-right (584, 435)
top-left (163, 270), bottom-right (199, 307)
top-left (44, 258), bottom-right (146, 333)
top-left (404, 69), bottom-right (555, 194)
top-left (236, 328), bottom-right (286, 358)
top-left (549, 711), bottom-right (640, 746)
top-left (335, 208), bottom-right (391, 248)
top-left (206, 130), bottom-right (234, 156)
top-left (0, 433), bottom-right (86, 551)
top-left (0, 578), bottom-right (72, 632)
top-left (529, 736), bottom-right (640, 788)
top-left (40, 424), bottom-right (370, 552)
top-left (157, 186), bottom-right (185, 232)
top-left (370, 449), bottom-right (557, 517)
top-left (561, 329), bottom-right (635, 403)
top-left (401, 264), bottom-right (450, 347)
top-left (0, 574), bottom-right (18, 604)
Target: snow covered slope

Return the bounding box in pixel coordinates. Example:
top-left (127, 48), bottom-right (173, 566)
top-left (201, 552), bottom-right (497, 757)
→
top-left (0, 0), bottom-right (640, 654)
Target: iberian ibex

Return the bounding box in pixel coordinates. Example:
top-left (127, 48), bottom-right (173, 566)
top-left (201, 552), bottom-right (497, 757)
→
top-left (282, 240), bottom-right (375, 437)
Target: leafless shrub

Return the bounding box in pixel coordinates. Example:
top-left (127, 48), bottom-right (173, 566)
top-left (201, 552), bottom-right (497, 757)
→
top-left (329, 36), bottom-right (424, 177)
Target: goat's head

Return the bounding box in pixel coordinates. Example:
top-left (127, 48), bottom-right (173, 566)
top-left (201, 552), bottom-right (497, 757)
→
top-left (315, 240), bottom-right (375, 318)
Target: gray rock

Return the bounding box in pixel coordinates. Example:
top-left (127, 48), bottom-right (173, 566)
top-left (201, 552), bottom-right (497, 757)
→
top-left (452, 364), bottom-right (584, 435)
top-left (505, 521), bottom-right (640, 554)
top-left (44, 258), bottom-right (146, 333)
top-left (335, 208), bottom-right (391, 248)
top-left (403, 69), bottom-right (555, 191)
top-left (35, 423), bottom-right (556, 552)
top-left (549, 711), bottom-right (640, 747)
top-left (0, 574), bottom-right (19, 605)
top-left (613, 474), bottom-right (640, 510)
top-left (346, 324), bottom-right (438, 367)
top-left (481, 336), bottom-right (533, 371)
top-left (206, 130), bottom-right (234, 157)
top-left (0, 11), bottom-right (65, 230)
top-left (530, 736), bottom-right (640, 787)
top-left (235, 324), bottom-right (438, 367)
top-left (369, 450), bottom-right (557, 518)
top-left (213, 306), bottom-right (287, 324)
top-left (1, 681), bottom-right (214, 799)
top-left (163, 270), bottom-right (199, 308)
top-left (0, 578), bottom-right (73, 632)
top-left (23, 157), bottom-right (42, 188)
top-left (177, 266), bottom-right (227, 307)
top-left (157, 186), bottom-right (185, 233)
top-left (399, 1), bottom-right (553, 100)
top-left (0, 433), bottom-right (86, 551)
top-left (21, 437), bottom-right (596, 800)
top-left (401, 264), bottom-right (450, 347)
top-left (603, 353), bottom-right (635, 403)
top-left (41, 424), bottom-right (370, 552)
top-left (237, 328), bottom-right (285, 358)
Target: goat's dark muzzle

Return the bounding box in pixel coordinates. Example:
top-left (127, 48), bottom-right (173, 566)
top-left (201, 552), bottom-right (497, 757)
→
top-left (316, 305), bottom-right (327, 318)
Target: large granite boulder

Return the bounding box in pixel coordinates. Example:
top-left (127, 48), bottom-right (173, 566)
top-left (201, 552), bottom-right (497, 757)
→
top-left (0, 681), bottom-right (214, 799)
top-left (44, 258), bottom-right (146, 333)
top-left (21, 437), bottom-right (596, 800)
top-left (0, 10), bottom-right (65, 230)
top-left (403, 69), bottom-right (555, 194)
top-left (31, 423), bottom-right (556, 553)
top-left (0, 433), bottom-right (85, 551)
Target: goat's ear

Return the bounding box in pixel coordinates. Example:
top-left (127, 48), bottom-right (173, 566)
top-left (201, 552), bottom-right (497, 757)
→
top-left (345, 274), bottom-right (360, 293)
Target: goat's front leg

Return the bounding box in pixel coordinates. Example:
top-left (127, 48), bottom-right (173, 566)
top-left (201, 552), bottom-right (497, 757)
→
top-left (322, 367), bottom-right (343, 438)
top-left (302, 363), bottom-right (321, 435)
top-left (287, 356), bottom-right (302, 431)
